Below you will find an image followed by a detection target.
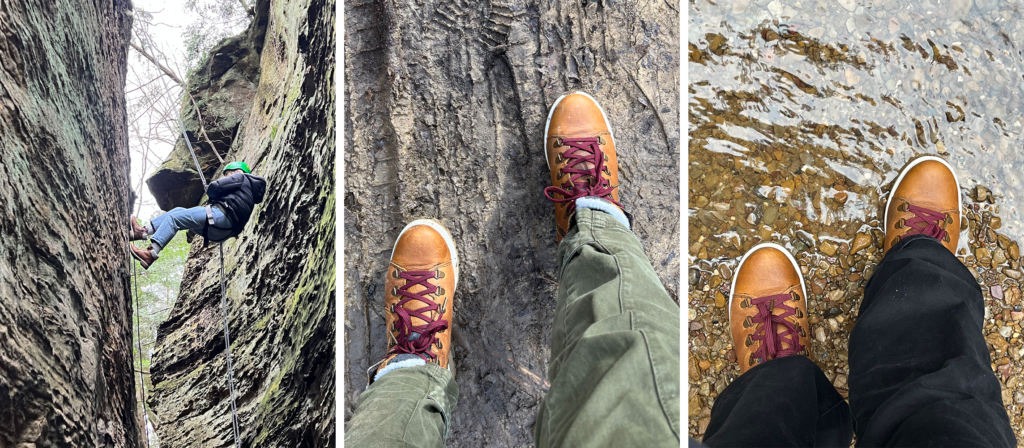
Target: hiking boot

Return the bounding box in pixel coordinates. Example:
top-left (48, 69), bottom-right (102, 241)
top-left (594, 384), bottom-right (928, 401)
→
top-left (130, 216), bottom-right (147, 241)
top-left (884, 156), bottom-right (961, 254)
top-left (129, 244), bottom-right (156, 269)
top-left (543, 92), bottom-right (622, 242)
top-left (374, 219), bottom-right (459, 379)
top-left (729, 243), bottom-right (810, 373)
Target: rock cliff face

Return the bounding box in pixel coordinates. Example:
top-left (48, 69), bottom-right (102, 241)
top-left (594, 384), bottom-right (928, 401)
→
top-left (0, 1), bottom-right (139, 447)
top-left (344, 0), bottom-right (679, 445)
top-left (147, 0), bottom-right (335, 446)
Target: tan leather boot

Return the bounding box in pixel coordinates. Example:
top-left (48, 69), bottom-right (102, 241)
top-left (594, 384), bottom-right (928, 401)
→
top-left (884, 156), bottom-right (962, 254)
top-left (729, 243), bottom-right (810, 373)
top-left (543, 92), bottom-right (621, 242)
top-left (129, 244), bottom-right (156, 269)
top-left (130, 216), bottom-right (147, 241)
top-left (375, 219), bottom-right (458, 377)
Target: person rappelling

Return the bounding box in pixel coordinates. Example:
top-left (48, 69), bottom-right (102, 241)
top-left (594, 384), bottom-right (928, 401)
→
top-left (129, 161), bottom-right (266, 268)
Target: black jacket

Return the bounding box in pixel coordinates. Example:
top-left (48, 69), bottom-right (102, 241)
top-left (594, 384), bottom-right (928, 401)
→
top-left (206, 173), bottom-right (267, 237)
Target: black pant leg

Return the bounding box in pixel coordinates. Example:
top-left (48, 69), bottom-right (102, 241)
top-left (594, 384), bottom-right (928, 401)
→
top-left (703, 356), bottom-right (854, 448)
top-left (849, 234), bottom-right (1016, 447)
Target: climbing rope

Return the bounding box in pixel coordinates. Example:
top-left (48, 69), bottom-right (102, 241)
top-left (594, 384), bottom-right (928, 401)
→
top-left (178, 116), bottom-right (208, 187)
top-left (129, 246), bottom-right (152, 448)
top-left (176, 114), bottom-right (242, 448)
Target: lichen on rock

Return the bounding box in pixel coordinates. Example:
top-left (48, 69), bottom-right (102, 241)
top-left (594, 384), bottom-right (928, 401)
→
top-left (0, 0), bottom-right (140, 446)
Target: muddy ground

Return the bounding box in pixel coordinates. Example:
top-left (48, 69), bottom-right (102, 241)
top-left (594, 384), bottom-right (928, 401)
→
top-left (689, 0), bottom-right (1024, 442)
top-left (344, 0), bottom-right (679, 446)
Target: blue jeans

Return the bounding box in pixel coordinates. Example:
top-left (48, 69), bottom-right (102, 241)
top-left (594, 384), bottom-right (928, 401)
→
top-left (150, 206), bottom-right (232, 249)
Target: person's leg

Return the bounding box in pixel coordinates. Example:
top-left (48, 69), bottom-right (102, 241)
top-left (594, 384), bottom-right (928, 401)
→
top-left (149, 206), bottom-right (208, 252)
top-left (849, 156), bottom-right (1014, 447)
top-left (849, 235), bottom-right (1014, 447)
top-left (536, 92), bottom-right (679, 447)
top-left (533, 207), bottom-right (680, 447)
top-left (702, 356), bottom-right (853, 447)
top-left (702, 243), bottom-right (852, 447)
top-left (345, 364), bottom-right (458, 448)
top-left (346, 219), bottom-right (460, 447)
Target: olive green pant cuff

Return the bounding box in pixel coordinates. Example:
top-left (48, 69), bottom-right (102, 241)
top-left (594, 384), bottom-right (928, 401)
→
top-left (534, 208), bottom-right (681, 447)
top-left (345, 363), bottom-right (458, 448)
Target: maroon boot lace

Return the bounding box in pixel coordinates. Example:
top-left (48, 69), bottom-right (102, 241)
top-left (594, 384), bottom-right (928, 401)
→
top-left (544, 137), bottom-right (621, 214)
top-left (895, 203), bottom-right (950, 242)
top-left (749, 293), bottom-right (803, 363)
top-left (389, 270), bottom-right (449, 363)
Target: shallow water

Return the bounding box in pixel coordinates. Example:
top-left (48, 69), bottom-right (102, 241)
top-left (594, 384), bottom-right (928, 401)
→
top-left (688, 0), bottom-right (1024, 439)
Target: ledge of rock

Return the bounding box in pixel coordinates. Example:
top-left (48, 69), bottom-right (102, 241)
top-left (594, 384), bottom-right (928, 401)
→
top-left (146, 10), bottom-right (265, 211)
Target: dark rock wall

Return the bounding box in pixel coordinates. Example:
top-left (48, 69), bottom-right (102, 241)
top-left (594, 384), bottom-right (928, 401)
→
top-left (148, 0), bottom-right (335, 446)
top-left (0, 0), bottom-right (138, 447)
top-left (344, 0), bottom-right (679, 445)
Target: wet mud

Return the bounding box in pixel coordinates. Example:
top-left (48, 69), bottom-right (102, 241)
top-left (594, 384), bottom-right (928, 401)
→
top-left (689, 0), bottom-right (1024, 441)
top-left (344, 0), bottom-right (679, 445)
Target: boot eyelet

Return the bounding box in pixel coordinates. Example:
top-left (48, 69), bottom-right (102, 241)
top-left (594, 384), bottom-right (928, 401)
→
top-left (745, 335), bottom-right (753, 347)
top-left (439, 305), bottom-right (445, 314)
top-left (436, 340), bottom-right (443, 349)
top-left (598, 135), bottom-right (606, 145)
top-left (436, 286), bottom-right (445, 296)
top-left (392, 269), bottom-right (400, 279)
top-left (436, 270), bottom-right (444, 279)
top-left (743, 316), bottom-right (752, 328)
top-left (554, 137), bottom-right (563, 147)
top-left (897, 202), bottom-right (909, 212)
top-left (555, 153), bottom-right (564, 163)
top-left (391, 286), bottom-right (399, 296)
top-left (894, 218), bottom-right (905, 229)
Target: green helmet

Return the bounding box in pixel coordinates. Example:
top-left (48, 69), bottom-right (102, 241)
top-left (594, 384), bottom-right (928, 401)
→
top-left (223, 161), bottom-right (251, 174)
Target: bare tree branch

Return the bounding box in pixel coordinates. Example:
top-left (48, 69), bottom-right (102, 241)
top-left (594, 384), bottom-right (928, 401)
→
top-left (238, 0), bottom-right (254, 17)
top-left (129, 41), bottom-right (184, 86)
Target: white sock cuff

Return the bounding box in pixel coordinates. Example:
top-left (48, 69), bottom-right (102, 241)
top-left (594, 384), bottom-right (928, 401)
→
top-left (576, 196), bottom-right (631, 230)
top-left (374, 357), bottom-right (426, 381)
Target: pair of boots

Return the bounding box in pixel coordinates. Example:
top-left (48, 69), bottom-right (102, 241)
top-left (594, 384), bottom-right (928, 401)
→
top-left (128, 216), bottom-right (157, 268)
top-left (372, 92), bottom-right (624, 375)
top-left (730, 156), bottom-right (960, 372)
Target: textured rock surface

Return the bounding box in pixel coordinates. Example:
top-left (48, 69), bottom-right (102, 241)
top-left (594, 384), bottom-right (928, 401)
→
top-left (0, 1), bottom-right (140, 447)
top-left (344, 0), bottom-right (679, 445)
top-left (148, 0), bottom-right (335, 446)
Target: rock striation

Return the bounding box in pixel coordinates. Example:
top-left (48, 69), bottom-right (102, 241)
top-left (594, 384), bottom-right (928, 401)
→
top-left (147, 0), bottom-right (335, 446)
top-left (0, 0), bottom-right (140, 446)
